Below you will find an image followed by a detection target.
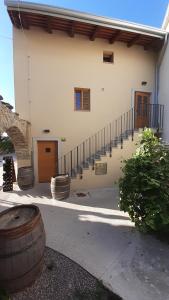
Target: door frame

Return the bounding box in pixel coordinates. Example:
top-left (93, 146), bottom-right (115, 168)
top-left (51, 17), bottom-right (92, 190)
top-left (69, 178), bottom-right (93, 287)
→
top-left (131, 88), bottom-right (153, 109)
top-left (131, 88), bottom-right (154, 129)
top-left (134, 91), bottom-right (152, 129)
top-left (33, 137), bottom-right (62, 183)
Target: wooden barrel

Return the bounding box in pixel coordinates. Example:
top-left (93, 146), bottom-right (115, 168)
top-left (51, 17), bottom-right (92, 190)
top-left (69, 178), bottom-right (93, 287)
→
top-left (17, 166), bottom-right (34, 190)
top-left (0, 205), bottom-right (46, 293)
top-left (51, 174), bottom-right (70, 200)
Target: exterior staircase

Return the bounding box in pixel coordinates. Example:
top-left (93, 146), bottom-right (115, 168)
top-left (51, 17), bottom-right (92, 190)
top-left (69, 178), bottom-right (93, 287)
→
top-left (58, 104), bottom-right (164, 184)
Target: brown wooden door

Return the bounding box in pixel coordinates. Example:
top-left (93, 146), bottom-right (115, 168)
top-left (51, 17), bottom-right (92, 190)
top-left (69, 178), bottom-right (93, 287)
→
top-left (37, 141), bottom-right (58, 183)
top-left (134, 91), bottom-right (151, 129)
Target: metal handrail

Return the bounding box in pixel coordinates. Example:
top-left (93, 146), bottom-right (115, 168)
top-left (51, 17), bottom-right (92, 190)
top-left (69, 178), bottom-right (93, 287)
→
top-left (57, 104), bottom-right (164, 177)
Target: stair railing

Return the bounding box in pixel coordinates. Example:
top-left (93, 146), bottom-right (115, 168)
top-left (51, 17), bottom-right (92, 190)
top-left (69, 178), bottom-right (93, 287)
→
top-left (57, 104), bottom-right (164, 178)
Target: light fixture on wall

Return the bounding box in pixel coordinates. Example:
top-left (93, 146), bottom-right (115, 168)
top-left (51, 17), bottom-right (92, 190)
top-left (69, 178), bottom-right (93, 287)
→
top-left (43, 129), bottom-right (50, 133)
top-left (141, 81), bottom-right (147, 86)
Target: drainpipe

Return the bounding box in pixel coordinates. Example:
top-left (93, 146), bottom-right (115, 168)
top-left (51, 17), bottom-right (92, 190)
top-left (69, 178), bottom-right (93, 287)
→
top-left (155, 32), bottom-right (168, 104)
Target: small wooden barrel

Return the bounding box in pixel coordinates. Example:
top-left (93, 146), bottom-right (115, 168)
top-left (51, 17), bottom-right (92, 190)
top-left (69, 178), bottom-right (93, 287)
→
top-left (17, 166), bottom-right (34, 190)
top-left (51, 174), bottom-right (70, 200)
top-left (0, 205), bottom-right (46, 293)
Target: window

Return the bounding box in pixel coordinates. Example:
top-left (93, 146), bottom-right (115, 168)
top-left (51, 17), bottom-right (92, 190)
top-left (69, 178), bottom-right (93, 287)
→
top-left (103, 51), bottom-right (114, 63)
top-left (74, 88), bottom-right (90, 111)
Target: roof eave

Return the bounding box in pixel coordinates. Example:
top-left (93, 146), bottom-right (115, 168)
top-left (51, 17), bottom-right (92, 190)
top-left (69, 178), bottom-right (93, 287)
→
top-left (5, 0), bottom-right (166, 39)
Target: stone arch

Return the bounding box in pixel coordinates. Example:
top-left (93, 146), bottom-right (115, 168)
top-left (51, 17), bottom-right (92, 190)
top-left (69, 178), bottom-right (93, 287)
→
top-left (0, 102), bottom-right (31, 168)
top-left (6, 126), bottom-right (30, 161)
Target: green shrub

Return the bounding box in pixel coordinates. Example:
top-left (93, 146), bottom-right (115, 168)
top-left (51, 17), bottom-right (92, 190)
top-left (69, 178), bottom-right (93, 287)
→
top-left (119, 128), bottom-right (169, 233)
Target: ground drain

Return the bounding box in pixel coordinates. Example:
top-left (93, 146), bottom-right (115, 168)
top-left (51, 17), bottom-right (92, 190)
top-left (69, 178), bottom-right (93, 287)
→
top-left (76, 192), bottom-right (87, 197)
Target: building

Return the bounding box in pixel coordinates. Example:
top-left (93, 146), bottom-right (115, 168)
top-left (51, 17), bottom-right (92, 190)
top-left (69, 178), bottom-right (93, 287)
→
top-left (159, 4), bottom-right (169, 142)
top-left (4, 0), bottom-right (167, 189)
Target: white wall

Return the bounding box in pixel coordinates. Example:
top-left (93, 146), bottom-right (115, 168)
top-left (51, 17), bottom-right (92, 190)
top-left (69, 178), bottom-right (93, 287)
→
top-left (13, 27), bottom-right (156, 152)
top-left (159, 36), bottom-right (169, 142)
top-left (13, 27), bottom-right (157, 183)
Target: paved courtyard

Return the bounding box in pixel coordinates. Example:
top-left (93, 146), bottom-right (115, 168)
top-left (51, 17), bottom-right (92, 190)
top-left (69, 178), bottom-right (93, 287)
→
top-left (0, 181), bottom-right (169, 300)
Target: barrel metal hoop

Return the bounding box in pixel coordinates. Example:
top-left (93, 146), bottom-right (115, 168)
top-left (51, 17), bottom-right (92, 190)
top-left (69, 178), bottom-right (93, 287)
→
top-left (0, 252), bottom-right (44, 283)
top-left (0, 228), bottom-right (45, 259)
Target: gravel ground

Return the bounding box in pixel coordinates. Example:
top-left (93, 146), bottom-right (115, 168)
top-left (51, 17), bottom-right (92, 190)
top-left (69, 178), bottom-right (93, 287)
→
top-left (11, 247), bottom-right (122, 300)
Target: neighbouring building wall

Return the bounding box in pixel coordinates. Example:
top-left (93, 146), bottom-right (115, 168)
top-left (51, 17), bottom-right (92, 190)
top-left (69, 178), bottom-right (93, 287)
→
top-left (159, 11), bottom-right (169, 142)
top-left (166, 24), bottom-right (169, 31)
top-left (159, 36), bottom-right (169, 142)
top-left (13, 27), bottom-right (157, 182)
top-left (162, 5), bottom-right (169, 32)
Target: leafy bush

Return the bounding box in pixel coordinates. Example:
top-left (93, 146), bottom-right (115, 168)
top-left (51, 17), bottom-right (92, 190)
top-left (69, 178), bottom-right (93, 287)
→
top-left (119, 128), bottom-right (169, 233)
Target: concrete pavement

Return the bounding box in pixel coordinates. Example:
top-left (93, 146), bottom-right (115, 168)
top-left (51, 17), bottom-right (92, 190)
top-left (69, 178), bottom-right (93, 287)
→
top-left (0, 184), bottom-right (169, 300)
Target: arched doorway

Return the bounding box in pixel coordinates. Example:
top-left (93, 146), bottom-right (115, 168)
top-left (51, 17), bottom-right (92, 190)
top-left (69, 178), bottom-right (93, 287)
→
top-left (0, 102), bottom-right (31, 185)
top-left (6, 126), bottom-right (30, 164)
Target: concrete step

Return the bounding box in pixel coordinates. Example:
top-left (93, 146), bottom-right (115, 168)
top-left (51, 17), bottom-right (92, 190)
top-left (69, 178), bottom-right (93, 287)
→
top-left (70, 128), bottom-right (138, 179)
top-left (71, 169), bottom-right (77, 178)
top-left (77, 165), bottom-right (83, 174)
top-left (82, 161), bottom-right (90, 169)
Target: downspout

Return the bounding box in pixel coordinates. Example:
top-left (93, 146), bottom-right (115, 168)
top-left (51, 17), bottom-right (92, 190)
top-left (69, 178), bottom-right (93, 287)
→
top-left (155, 32), bottom-right (168, 104)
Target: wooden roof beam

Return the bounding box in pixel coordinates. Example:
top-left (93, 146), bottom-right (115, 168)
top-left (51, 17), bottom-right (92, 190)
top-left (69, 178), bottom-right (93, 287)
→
top-left (45, 17), bottom-right (52, 34)
top-left (127, 34), bottom-right (141, 47)
top-left (20, 15), bottom-right (29, 30)
top-left (68, 21), bottom-right (75, 37)
top-left (144, 38), bottom-right (157, 51)
top-left (8, 11), bottom-right (21, 28)
top-left (109, 30), bottom-right (121, 44)
top-left (90, 26), bottom-right (99, 41)
top-left (11, 11), bottom-right (29, 30)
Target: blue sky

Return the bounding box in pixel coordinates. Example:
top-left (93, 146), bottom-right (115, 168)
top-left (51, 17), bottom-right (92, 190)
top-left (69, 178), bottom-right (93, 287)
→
top-left (0, 0), bottom-right (168, 107)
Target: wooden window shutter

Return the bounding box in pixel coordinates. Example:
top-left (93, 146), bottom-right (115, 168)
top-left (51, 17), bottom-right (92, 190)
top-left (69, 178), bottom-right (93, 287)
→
top-left (82, 90), bottom-right (90, 111)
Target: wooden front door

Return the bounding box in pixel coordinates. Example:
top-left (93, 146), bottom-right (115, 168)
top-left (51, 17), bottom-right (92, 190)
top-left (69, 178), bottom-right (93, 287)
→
top-left (37, 141), bottom-right (58, 183)
top-left (134, 91), bottom-right (151, 129)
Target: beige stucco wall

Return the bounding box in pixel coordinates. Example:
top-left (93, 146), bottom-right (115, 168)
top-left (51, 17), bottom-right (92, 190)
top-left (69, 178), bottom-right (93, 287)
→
top-left (13, 27), bottom-right (157, 184)
top-left (159, 36), bottom-right (169, 142)
top-left (71, 131), bottom-right (140, 190)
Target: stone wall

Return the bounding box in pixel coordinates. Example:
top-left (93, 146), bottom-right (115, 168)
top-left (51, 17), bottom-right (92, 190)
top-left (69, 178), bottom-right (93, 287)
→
top-left (0, 102), bottom-right (31, 168)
